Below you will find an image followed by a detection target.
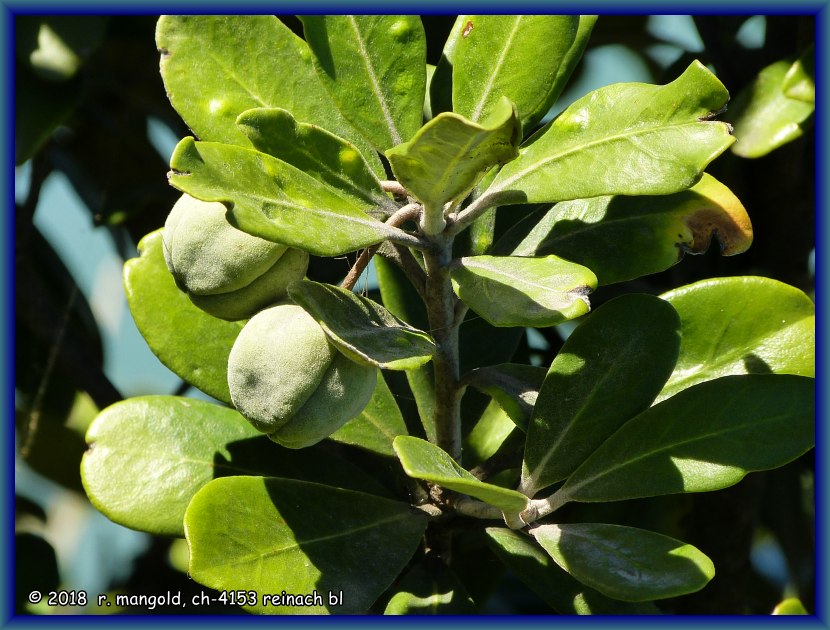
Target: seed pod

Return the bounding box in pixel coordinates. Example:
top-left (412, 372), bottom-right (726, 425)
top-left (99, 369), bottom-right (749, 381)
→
top-left (228, 303), bottom-right (378, 448)
top-left (162, 194), bottom-right (309, 321)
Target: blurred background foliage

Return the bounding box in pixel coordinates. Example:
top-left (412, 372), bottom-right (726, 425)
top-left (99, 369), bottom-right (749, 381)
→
top-left (14, 14), bottom-right (814, 614)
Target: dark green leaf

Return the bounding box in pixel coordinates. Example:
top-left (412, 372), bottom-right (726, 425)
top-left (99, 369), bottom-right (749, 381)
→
top-left (386, 97), bottom-right (520, 231)
top-left (657, 277), bottom-right (815, 402)
top-left (156, 15), bottom-right (381, 173)
top-left (124, 229), bottom-right (241, 403)
top-left (728, 57), bottom-right (814, 158)
top-left (301, 15), bottom-right (426, 151)
top-left (464, 363), bottom-right (546, 431)
top-left (550, 375), bottom-right (815, 507)
top-left (521, 294), bottom-right (681, 496)
top-left (236, 107), bottom-right (396, 216)
top-left (510, 174), bottom-right (753, 285)
top-left (288, 280), bottom-right (435, 371)
top-left (532, 523), bottom-right (714, 602)
top-left (168, 138), bottom-right (398, 256)
top-left (81, 396), bottom-right (391, 537)
top-left (450, 254), bottom-right (597, 328)
top-left (16, 534), bottom-right (60, 612)
top-left (485, 61), bottom-right (734, 205)
top-left (450, 16), bottom-right (580, 129)
top-left (330, 373), bottom-right (409, 456)
top-left (384, 557), bottom-right (477, 614)
top-left (393, 436), bottom-right (528, 513)
top-left (185, 476), bottom-right (427, 614)
top-left (485, 528), bottom-right (661, 614)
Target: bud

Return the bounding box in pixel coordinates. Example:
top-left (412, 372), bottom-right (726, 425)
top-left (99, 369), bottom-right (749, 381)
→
top-left (228, 303), bottom-right (378, 448)
top-left (162, 194), bottom-right (308, 321)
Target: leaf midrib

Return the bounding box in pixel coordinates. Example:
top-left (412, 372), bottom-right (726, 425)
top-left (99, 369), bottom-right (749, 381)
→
top-left (470, 16), bottom-right (522, 122)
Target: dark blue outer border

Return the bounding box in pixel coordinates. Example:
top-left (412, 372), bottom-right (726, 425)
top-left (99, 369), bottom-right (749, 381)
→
top-left (2, 2), bottom-right (827, 628)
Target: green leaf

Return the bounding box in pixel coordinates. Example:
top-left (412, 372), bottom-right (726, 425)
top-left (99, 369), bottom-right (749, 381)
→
top-left (330, 373), bottom-right (408, 456)
top-left (486, 61), bottom-right (735, 205)
top-left (550, 375), bottom-right (815, 507)
top-left (384, 557), bottom-right (477, 614)
top-left (124, 229), bottom-right (241, 403)
top-left (657, 277), bottom-right (815, 403)
top-left (386, 97), bottom-right (521, 229)
top-left (509, 173), bottom-right (753, 285)
top-left (236, 107), bottom-right (396, 215)
top-left (728, 57), bottom-right (814, 158)
top-left (393, 436), bottom-right (528, 514)
top-left (772, 597), bottom-right (809, 615)
top-left (288, 280), bottom-right (435, 371)
top-left (531, 523), bottom-right (714, 602)
top-left (168, 138), bottom-right (396, 257)
top-left (156, 15), bottom-right (381, 174)
top-left (464, 399), bottom-right (517, 468)
top-left (81, 396), bottom-right (391, 537)
top-left (450, 16), bottom-right (580, 129)
top-left (185, 476), bottom-right (427, 614)
top-left (782, 46), bottom-right (814, 103)
top-left (485, 528), bottom-right (661, 614)
top-left (522, 294), bottom-right (680, 496)
top-left (450, 255), bottom-right (597, 328)
top-left (301, 15), bottom-right (426, 151)
top-left (464, 363), bottom-right (547, 431)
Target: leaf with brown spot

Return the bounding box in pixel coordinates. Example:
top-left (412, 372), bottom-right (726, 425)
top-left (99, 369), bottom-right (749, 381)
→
top-left (504, 173), bottom-right (752, 285)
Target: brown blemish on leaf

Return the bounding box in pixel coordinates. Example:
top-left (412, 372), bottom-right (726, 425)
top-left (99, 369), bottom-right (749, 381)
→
top-left (680, 205), bottom-right (753, 257)
top-left (462, 21), bottom-right (474, 38)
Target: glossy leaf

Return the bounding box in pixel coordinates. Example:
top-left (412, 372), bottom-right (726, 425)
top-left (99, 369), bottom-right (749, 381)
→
top-left (384, 558), bottom-right (477, 614)
top-left (464, 363), bottom-right (546, 431)
top-left (301, 15), bottom-right (426, 151)
top-left (464, 399), bottom-right (517, 467)
top-left (450, 255), bottom-right (597, 328)
top-left (772, 598), bottom-right (809, 615)
top-left (782, 46), bottom-right (814, 103)
top-left (156, 15), bottom-right (381, 173)
top-left (386, 97), bottom-right (521, 225)
top-left (81, 396), bottom-right (390, 537)
top-left (728, 58), bottom-right (814, 158)
top-left (288, 280), bottom-right (435, 371)
top-left (521, 294), bottom-right (680, 496)
top-left (168, 138), bottom-right (397, 257)
top-left (509, 174), bottom-right (753, 285)
top-left (657, 277), bottom-right (815, 403)
top-left (236, 107), bottom-right (396, 215)
top-left (550, 375), bottom-right (815, 507)
top-left (486, 61), bottom-right (735, 205)
top-left (485, 528), bottom-right (661, 614)
top-left (185, 476), bottom-right (427, 614)
top-left (532, 523), bottom-right (714, 602)
top-left (123, 230), bottom-right (241, 403)
top-left (330, 373), bottom-right (409, 456)
top-left (393, 436), bottom-right (528, 514)
top-left (450, 16), bottom-right (580, 129)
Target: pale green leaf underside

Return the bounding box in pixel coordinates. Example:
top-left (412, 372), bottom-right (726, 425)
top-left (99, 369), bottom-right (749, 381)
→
top-left (450, 15), bottom-right (580, 129)
top-left (81, 397), bottom-right (390, 537)
top-left (487, 60), bottom-right (735, 205)
top-left (657, 276), bottom-right (815, 403)
top-left (393, 436), bottom-right (529, 513)
top-left (532, 523), bottom-right (714, 602)
top-left (386, 96), bottom-right (520, 215)
top-left (465, 363), bottom-right (547, 431)
top-left (236, 107), bottom-right (396, 215)
top-left (123, 229), bottom-right (242, 404)
top-left (288, 280), bottom-right (435, 371)
top-left (552, 374), bottom-right (815, 506)
top-left (450, 254), bottom-right (597, 328)
top-left (729, 57), bottom-right (814, 158)
top-left (509, 173), bottom-right (753, 285)
top-left (522, 294), bottom-right (680, 496)
top-left (185, 476), bottom-right (427, 614)
top-left (155, 15), bottom-right (382, 175)
top-left (168, 137), bottom-right (394, 256)
top-left (301, 15), bottom-right (426, 151)
top-left (330, 374), bottom-right (408, 456)
top-left (781, 45), bottom-right (814, 103)
top-left (486, 527), bottom-right (661, 614)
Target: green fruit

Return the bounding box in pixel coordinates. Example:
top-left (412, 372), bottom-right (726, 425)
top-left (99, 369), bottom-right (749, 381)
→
top-left (228, 303), bottom-right (378, 448)
top-left (162, 194), bottom-right (309, 321)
